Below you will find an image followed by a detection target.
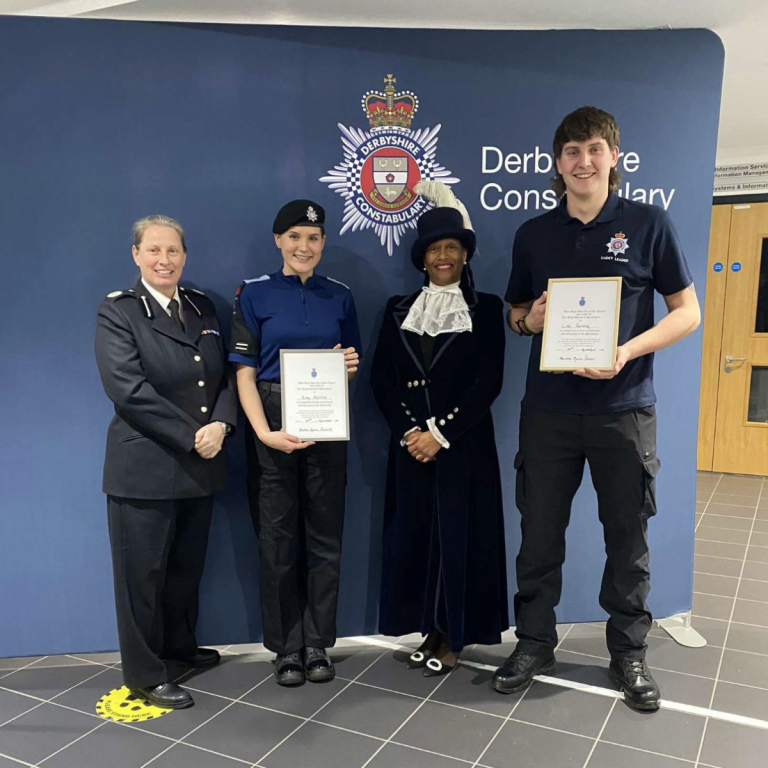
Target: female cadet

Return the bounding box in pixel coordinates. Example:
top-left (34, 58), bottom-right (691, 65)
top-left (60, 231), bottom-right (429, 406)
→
top-left (230, 200), bottom-right (361, 686)
top-left (371, 187), bottom-right (509, 675)
top-left (95, 215), bottom-right (237, 709)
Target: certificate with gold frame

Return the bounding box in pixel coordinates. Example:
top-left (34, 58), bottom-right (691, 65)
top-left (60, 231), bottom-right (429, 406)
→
top-left (540, 277), bottom-right (622, 372)
top-left (280, 349), bottom-right (350, 441)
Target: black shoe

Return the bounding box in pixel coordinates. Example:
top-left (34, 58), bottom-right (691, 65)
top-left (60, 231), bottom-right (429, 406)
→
top-left (129, 682), bottom-right (194, 709)
top-left (609, 658), bottom-right (661, 712)
top-left (407, 632), bottom-right (442, 670)
top-left (304, 647), bottom-right (335, 683)
top-left (170, 648), bottom-right (221, 668)
top-left (423, 657), bottom-right (457, 677)
top-left (275, 652), bottom-right (305, 686)
top-left (491, 649), bottom-right (556, 695)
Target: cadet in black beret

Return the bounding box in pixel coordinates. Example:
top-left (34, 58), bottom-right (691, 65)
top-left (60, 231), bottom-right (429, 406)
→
top-left (230, 199), bottom-right (362, 687)
top-left (272, 199), bottom-right (326, 234)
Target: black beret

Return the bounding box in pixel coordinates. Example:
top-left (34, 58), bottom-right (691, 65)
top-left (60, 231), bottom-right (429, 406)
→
top-left (273, 199), bottom-right (325, 234)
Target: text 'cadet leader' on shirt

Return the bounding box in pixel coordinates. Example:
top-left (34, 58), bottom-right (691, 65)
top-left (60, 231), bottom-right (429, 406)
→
top-left (491, 107), bottom-right (700, 714)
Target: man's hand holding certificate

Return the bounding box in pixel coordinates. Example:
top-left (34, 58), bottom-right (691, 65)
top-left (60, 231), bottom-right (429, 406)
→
top-left (540, 277), bottom-right (622, 375)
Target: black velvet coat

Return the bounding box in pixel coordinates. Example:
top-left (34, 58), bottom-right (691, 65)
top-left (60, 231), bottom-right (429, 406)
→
top-left (372, 287), bottom-right (509, 651)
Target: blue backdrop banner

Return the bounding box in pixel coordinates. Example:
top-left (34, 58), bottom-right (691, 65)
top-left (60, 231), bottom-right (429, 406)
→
top-left (0, 17), bottom-right (723, 657)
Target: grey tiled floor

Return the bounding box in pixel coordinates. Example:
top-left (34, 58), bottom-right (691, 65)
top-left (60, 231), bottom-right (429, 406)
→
top-left (2, 473), bottom-right (768, 767)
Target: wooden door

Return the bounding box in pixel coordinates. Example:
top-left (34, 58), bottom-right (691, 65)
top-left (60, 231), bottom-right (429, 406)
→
top-left (697, 206), bottom-right (730, 470)
top-left (711, 203), bottom-right (768, 475)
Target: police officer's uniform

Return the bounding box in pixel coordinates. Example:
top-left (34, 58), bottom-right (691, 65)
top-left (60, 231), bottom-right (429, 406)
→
top-left (505, 193), bottom-right (693, 659)
top-left (229, 204), bottom-right (362, 658)
top-left (95, 279), bottom-right (236, 689)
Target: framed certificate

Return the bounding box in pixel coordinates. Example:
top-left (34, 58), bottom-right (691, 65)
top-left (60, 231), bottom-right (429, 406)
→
top-left (280, 349), bottom-right (350, 441)
top-left (540, 277), bottom-right (622, 372)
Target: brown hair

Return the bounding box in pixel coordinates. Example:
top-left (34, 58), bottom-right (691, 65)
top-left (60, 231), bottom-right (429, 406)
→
top-left (552, 106), bottom-right (621, 197)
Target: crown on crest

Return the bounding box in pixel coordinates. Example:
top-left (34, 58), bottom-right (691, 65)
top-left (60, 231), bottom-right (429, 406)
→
top-left (615, 232), bottom-right (626, 239)
top-left (361, 74), bottom-right (419, 130)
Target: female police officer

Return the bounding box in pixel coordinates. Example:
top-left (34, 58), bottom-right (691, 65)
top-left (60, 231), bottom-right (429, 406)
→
top-left (95, 215), bottom-right (237, 709)
top-left (229, 200), bottom-right (361, 686)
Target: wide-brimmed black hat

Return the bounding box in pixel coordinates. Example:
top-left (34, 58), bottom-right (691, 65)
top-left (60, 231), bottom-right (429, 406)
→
top-left (273, 199), bottom-right (325, 234)
top-left (410, 207), bottom-right (476, 270)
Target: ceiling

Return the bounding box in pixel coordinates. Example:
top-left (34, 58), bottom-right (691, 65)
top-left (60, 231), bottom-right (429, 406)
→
top-left (3, 0), bottom-right (767, 161)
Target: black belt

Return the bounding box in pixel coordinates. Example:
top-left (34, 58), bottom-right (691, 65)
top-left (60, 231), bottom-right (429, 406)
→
top-left (257, 381), bottom-right (281, 394)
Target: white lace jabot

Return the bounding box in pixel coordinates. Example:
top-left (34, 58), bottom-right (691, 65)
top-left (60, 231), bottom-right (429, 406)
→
top-left (400, 281), bottom-right (472, 336)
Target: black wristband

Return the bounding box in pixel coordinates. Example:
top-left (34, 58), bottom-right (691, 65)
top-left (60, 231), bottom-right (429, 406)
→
top-left (516, 316), bottom-right (532, 336)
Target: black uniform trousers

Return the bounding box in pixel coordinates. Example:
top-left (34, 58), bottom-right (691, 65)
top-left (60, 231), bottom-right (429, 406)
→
top-left (247, 385), bottom-right (347, 655)
top-left (514, 405), bottom-right (660, 659)
top-left (107, 495), bottom-right (213, 689)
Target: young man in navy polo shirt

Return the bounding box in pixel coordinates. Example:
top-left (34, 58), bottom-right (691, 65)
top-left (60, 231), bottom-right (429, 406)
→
top-left (492, 107), bottom-right (701, 711)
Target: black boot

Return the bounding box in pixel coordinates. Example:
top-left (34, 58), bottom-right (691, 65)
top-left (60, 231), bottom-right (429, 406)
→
top-left (304, 647), bottom-right (335, 683)
top-left (275, 652), bottom-right (305, 686)
top-left (609, 658), bottom-right (661, 712)
top-left (491, 649), bottom-right (556, 695)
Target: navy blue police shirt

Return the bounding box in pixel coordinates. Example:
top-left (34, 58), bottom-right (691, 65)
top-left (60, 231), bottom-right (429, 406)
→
top-left (228, 269), bottom-right (362, 382)
top-left (505, 193), bottom-right (693, 414)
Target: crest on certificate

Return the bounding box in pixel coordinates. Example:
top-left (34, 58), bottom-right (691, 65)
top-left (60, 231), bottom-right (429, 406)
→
top-left (606, 231), bottom-right (629, 256)
top-left (320, 74), bottom-right (459, 256)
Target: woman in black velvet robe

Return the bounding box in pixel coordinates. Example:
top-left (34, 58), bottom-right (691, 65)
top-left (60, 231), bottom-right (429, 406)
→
top-left (371, 206), bottom-right (509, 675)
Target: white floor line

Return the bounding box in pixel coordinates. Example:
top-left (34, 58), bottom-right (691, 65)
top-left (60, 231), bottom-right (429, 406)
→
top-left (706, 477), bottom-right (763, 720)
top-left (696, 538), bottom-right (750, 547)
top-left (0, 751), bottom-right (36, 767)
top-left (36, 720), bottom-right (109, 766)
top-left (693, 553), bottom-right (745, 562)
top-left (139, 664), bottom-right (276, 768)
top-left (252, 647), bottom-right (388, 768)
top-left (693, 715), bottom-right (710, 768)
top-left (697, 522), bottom-right (755, 533)
top-left (581, 698), bottom-right (618, 768)
top-left (0, 656), bottom-right (50, 683)
top-left (694, 571), bottom-right (741, 580)
top-left (696, 476), bottom-right (723, 534)
top-left (347, 635), bottom-right (768, 733)
top-left (468, 647), bottom-right (539, 768)
top-left (601, 738), bottom-right (698, 764)
top-left (703, 511), bottom-right (758, 520)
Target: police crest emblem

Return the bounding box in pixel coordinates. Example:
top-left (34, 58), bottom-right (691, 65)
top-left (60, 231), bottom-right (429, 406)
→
top-left (606, 231), bottom-right (629, 256)
top-left (320, 74), bottom-right (458, 255)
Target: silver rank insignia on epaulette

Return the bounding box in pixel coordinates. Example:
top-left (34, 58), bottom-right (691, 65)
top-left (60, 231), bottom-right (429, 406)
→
top-left (106, 291), bottom-right (123, 298)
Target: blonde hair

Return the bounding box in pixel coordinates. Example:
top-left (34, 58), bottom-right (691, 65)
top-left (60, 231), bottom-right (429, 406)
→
top-left (132, 215), bottom-right (186, 251)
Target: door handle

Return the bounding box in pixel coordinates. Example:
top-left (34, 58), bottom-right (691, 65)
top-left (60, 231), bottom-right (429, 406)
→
top-left (725, 356), bottom-right (747, 363)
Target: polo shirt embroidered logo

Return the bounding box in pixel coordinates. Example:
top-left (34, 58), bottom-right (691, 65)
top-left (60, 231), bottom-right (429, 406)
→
top-left (606, 231), bottom-right (630, 257)
top-left (504, 193), bottom-right (693, 415)
top-left (320, 73), bottom-right (459, 256)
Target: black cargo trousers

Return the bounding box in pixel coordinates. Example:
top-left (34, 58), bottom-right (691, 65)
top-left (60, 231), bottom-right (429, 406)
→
top-left (513, 405), bottom-right (660, 659)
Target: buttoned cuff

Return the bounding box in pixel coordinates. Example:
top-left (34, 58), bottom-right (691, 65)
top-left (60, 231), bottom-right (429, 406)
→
top-left (426, 417), bottom-right (450, 449)
top-left (400, 426), bottom-right (420, 447)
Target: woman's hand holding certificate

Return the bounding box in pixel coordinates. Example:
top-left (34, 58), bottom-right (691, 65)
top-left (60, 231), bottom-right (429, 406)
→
top-left (280, 349), bottom-right (350, 441)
